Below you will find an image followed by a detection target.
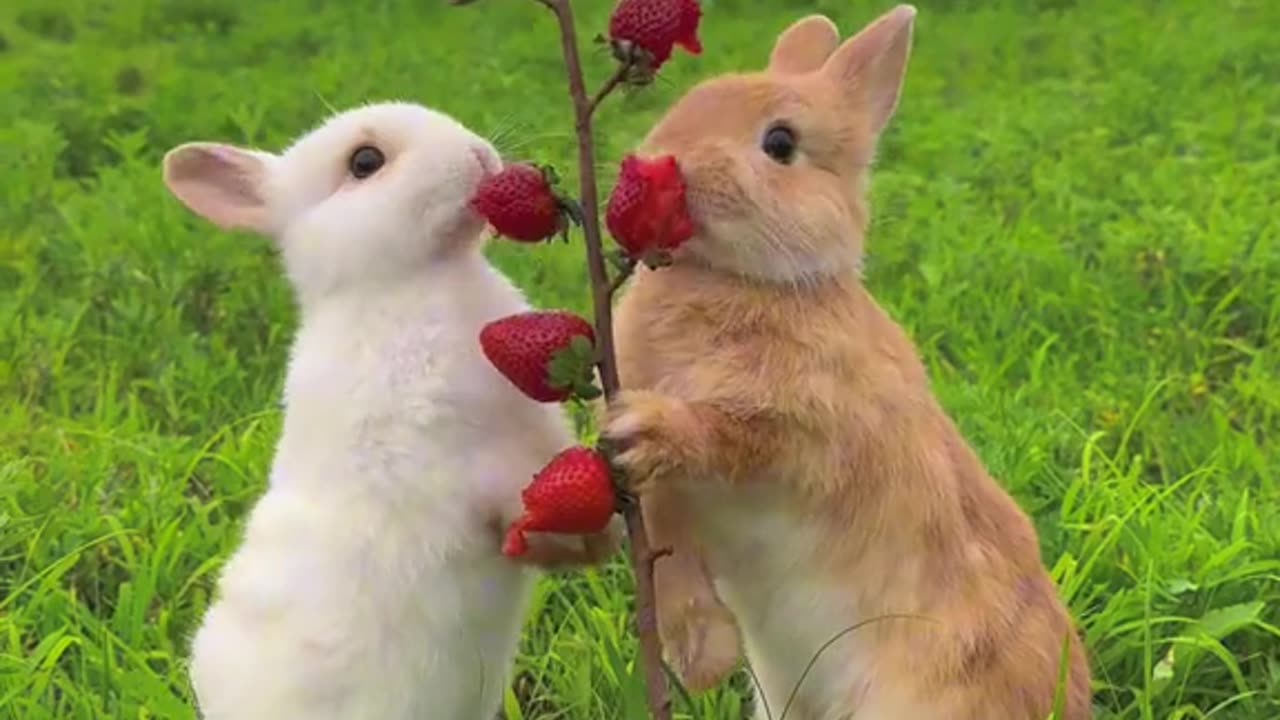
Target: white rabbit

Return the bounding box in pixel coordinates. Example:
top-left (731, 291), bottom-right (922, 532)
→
top-left (162, 101), bottom-right (619, 720)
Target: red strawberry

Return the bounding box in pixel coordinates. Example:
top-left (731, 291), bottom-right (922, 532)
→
top-left (503, 446), bottom-right (616, 557)
top-left (608, 0), bottom-right (703, 73)
top-left (673, 0), bottom-right (702, 53)
top-left (605, 154), bottom-right (695, 261)
top-left (470, 163), bottom-right (571, 243)
top-left (479, 310), bottom-right (598, 403)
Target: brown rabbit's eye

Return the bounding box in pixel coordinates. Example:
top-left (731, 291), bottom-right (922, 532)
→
top-left (762, 125), bottom-right (798, 165)
top-left (349, 146), bottom-right (385, 179)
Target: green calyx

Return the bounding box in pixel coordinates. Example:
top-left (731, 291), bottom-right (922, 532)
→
top-left (535, 163), bottom-right (584, 244)
top-left (546, 334), bottom-right (602, 401)
top-left (537, 163), bottom-right (562, 187)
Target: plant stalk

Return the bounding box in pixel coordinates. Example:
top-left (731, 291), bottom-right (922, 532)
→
top-left (538, 1), bottom-right (672, 718)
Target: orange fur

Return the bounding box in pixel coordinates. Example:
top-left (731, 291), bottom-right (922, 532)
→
top-left (604, 6), bottom-right (1092, 719)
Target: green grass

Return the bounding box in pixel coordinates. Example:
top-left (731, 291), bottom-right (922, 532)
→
top-left (2, 0), bottom-right (1278, 717)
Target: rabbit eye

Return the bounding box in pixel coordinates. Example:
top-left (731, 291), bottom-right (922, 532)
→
top-left (349, 146), bottom-right (385, 179)
top-left (761, 124), bottom-right (797, 165)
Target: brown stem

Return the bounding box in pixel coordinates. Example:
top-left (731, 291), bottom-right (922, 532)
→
top-left (609, 257), bottom-right (638, 296)
top-left (588, 62), bottom-right (633, 118)
top-left (538, 1), bottom-right (672, 718)
top-left (541, 0), bottom-right (620, 395)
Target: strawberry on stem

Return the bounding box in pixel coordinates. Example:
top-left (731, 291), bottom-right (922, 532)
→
top-left (480, 310), bottom-right (600, 403)
top-left (451, 1), bottom-right (682, 717)
top-left (503, 446), bottom-right (617, 557)
top-left (470, 163), bottom-right (582, 243)
top-left (605, 153), bottom-right (696, 267)
top-left (608, 0), bottom-right (703, 83)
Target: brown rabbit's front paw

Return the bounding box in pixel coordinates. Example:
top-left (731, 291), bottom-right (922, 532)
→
top-left (660, 595), bottom-right (744, 692)
top-left (602, 390), bottom-right (697, 494)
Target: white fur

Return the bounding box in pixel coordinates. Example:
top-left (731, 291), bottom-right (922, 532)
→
top-left (165, 102), bottom-right (573, 719)
top-left (692, 483), bottom-right (923, 720)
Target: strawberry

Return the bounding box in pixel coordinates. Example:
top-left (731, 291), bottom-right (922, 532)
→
top-left (605, 154), bottom-right (695, 263)
top-left (502, 446), bottom-right (616, 557)
top-left (470, 163), bottom-right (577, 243)
top-left (608, 0), bottom-right (703, 75)
top-left (479, 310), bottom-right (599, 403)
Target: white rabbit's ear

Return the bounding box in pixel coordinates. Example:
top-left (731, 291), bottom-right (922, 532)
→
top-left (768, 15), bottom-right (840, 75)
top-left (162, 142), bottom-right (276, 234)
top-left (821, 4), bottom-right (917, 136)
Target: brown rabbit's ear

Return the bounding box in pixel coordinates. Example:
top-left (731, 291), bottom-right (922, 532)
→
top-left (768, 15), bottom-right (840, 74)
top-left (821, 4), bottom-right (917, 136)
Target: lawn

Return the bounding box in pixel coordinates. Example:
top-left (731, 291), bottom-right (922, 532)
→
top-left (1, 0), bottom-right (1278, 717)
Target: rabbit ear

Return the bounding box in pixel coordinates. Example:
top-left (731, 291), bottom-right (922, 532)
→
top-left (768, 15), bottom-right (840, 74)
top-left (821, 4), bottom-right (917, 136)
top-left (162, 142), bottom-right (276, 234)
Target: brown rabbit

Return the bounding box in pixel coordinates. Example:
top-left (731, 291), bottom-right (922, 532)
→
top-left (603, 6), bottom-right (1092, 719)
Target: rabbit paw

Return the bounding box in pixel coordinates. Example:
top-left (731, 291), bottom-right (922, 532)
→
top-left (660, 593), bottom-right (744, 692)
top-left (603, 390), bottom-right (697, 494)
top-left (522, 526), bottom-right (623, 571)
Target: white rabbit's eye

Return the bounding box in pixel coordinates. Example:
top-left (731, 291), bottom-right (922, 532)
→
top-left (762, 124), bottom-right (797, 165)
top-left (349, 146), bottom-right (385, 179)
